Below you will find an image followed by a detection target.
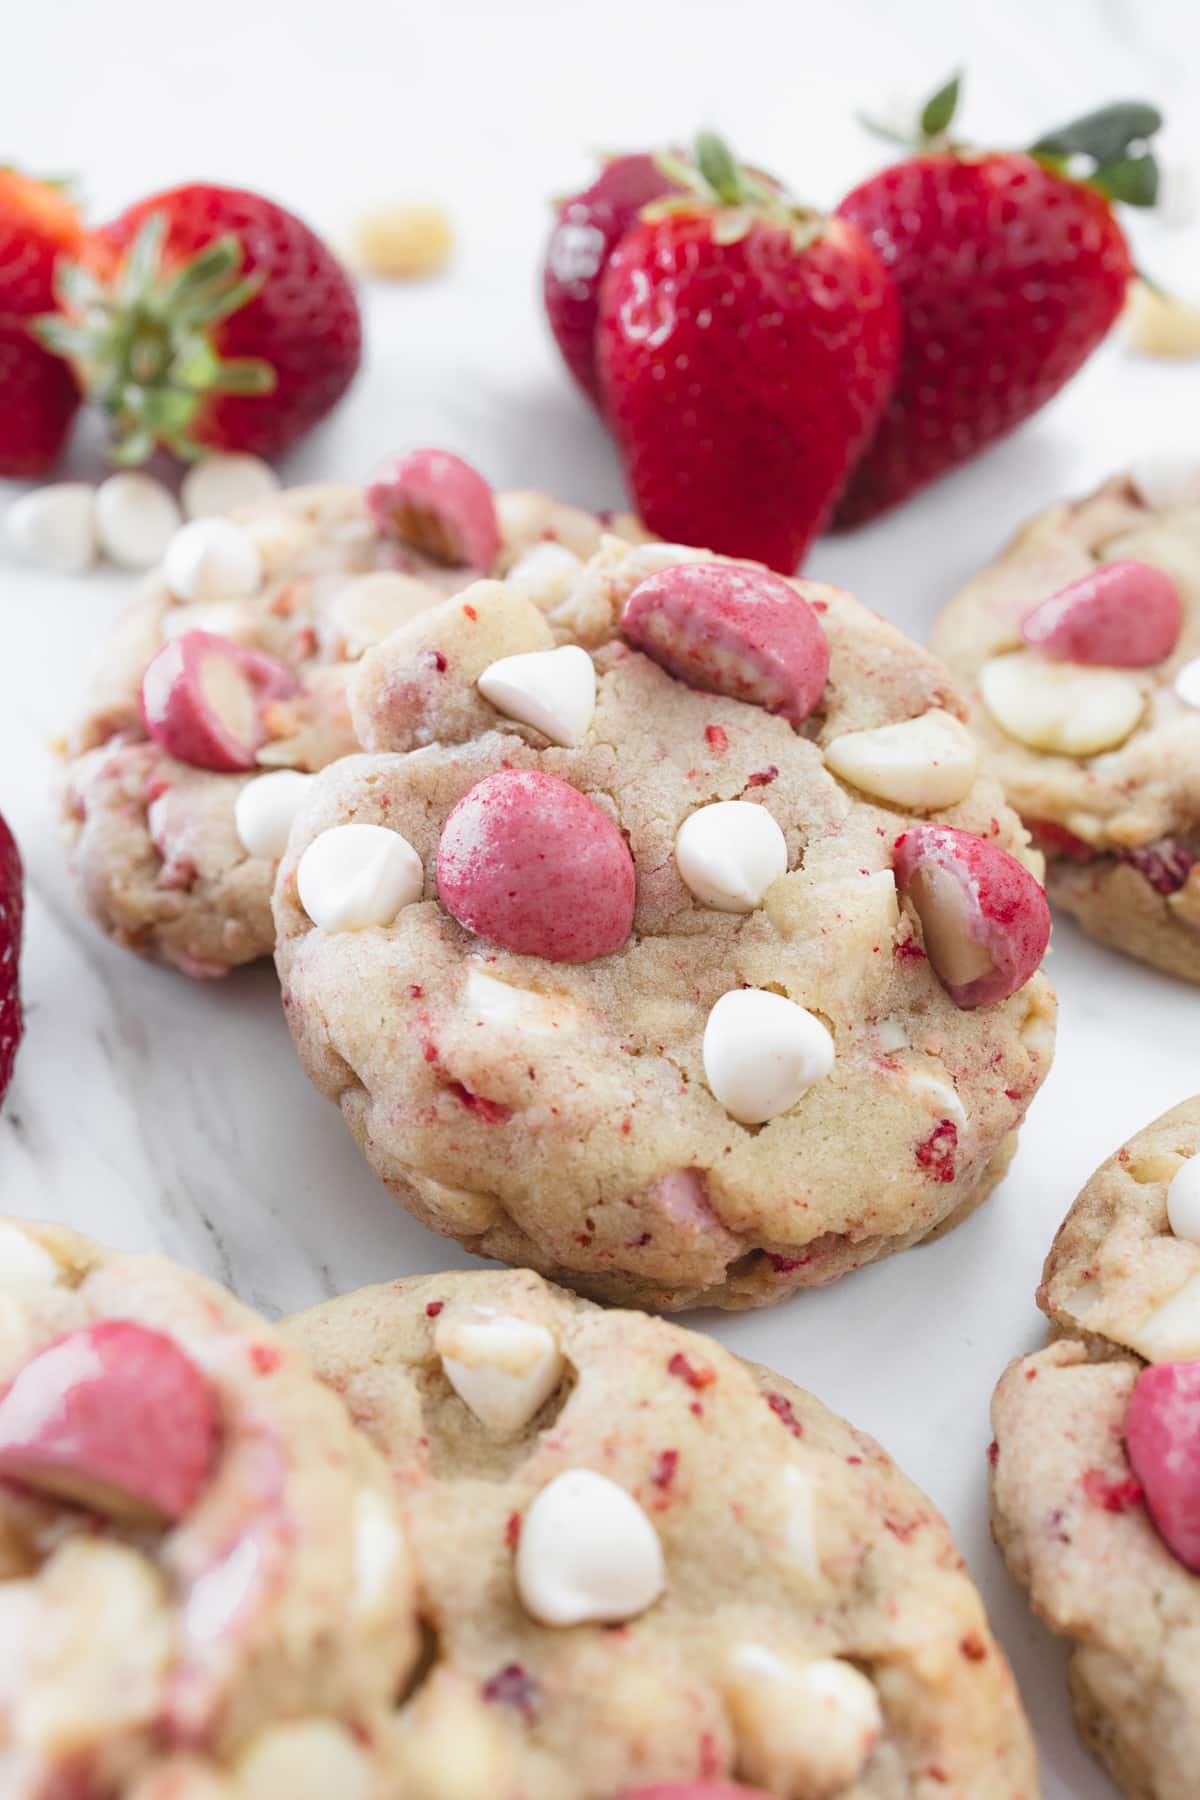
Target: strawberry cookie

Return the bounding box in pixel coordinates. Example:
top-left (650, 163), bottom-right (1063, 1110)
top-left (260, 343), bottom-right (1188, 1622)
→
top-left (286, 1266), bottom-right (1037, 1797)
top-left (63, 451), bottom-right (644, 976)
top-left (990, 1096), bottom-right (1200, 1798)
top-left (0, 1217), bottom-right (418, 1798)
top-left (930, 459), bottom-right (1200, 981)
top-left (273, 535), bottom-right (1056, 1310)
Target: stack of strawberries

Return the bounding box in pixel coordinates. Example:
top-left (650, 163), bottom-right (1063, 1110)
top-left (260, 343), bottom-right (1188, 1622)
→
top-left (543, 77), bottom-right (1164, 570)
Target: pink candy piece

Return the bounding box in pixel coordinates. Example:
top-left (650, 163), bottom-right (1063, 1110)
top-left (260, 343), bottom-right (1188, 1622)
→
top-left (1125, 1360), bottom-right (1200, 1571)
top-left (140, 631), bottom-right (295, 773)
top-left (620, 561), bottom-right (830, 725)
top-left (1021, 560), bottom-right (1181, 667)
top-left (893, 825), bottom-right (1051, 1009)
top-left (437, 769), bottom-right (635, 963)
top-left (0, 1320), bottom-right (220, 1525)
top-left (615, 1789), bottom-right (776, 1800)
top-left (366, 448), bottom-right (501, 569)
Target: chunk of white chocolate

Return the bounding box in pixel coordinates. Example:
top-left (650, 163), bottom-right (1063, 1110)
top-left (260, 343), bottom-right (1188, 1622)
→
top-left (233, 1722), bottom-right (374, 1800)
top-left (823, 709), bottom-right (978, 810)
top-left (1129, 450), bottom-right (1200, 512)
top-left (477, 644), bottom-right (596, 747)
top-left (95, 474), bottom-right (182, 570)
top-left (980, 650), bottom-right (1144, 755)
top-left (181, 454), bottom-right (281, 520)
top-left (675, 801), bottom-right (788, 912)
top-left (703, 989), bottom-right (834, 1125)
top-left (463, 968), bottom-right (578, 1035)
top-left (1168, 1155), bottom-right (1200, 1243)
top-left (351, 1487), bottom-right (408, 1619)
top-left (0, 1225), bottom-right (61, 1286)
top-left (434, 1306), bottom-right (563, 1436)
top-left (1124, 1272), bottom-right (1200, 1362)
top-left (724, 1646), bottom-right (882, 1797)
top-left (6, 483), bottom-right (97, 575)
top-left (235, 769), bottom-right (314, 860)
top-left (515, 1468), bottom-right (665, 1626)
top-left (1174, 656), bottom-right (1200, 710)
top-left (164, 518), bottom-right (262, 604)
top-left (327, 571), bottom-right (441, 657)
top-left (297, 823), bottom-right (423, 931)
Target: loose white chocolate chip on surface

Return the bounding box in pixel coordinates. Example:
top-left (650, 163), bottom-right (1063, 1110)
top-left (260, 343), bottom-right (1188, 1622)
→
top-left (6, 483), bottom-right (97, 574)
top-left (823, 709), bottom-right (978, 810)
top-left (675, 801), bottom-right (788, 912)
top-left (435, 1306), bottom-right (564, 1435)
top-left (1168, 1155), bottom-right (1200, 1244)
top-left (235, 769), bottom-right (315, 860)
top-left (0, 1225), bottom-right (60, 1285)
top-left (477, 644), bottom-right (596, 747)
top-left (351, 202), bottom-right (453, 280)
top-left (980, 651), bottom-right (1144, 755)
top-left (1129, 451), bottom-right (1200, 512)
top-left (515, 1468), bottom-right (665, 1626)
top-left (181, 454), bottom-right (281, 520)
top-left (703, 989), bottom-right (835, 1125)
top-left (724, 1646), bottom-right (882, 1797)
top-left (1174, 657), bottom-right (1200, 710)
top-left (94, 473), bottom-right (182, 570)
top-left (297, 823), bottom-right (423, 931)
top-left (164, 518), bottom-right (263, 604)
top-left (327, 570), bottom-right (440, 656)
top-left (1125, 282), bottom-right (1200, 359)
top-left (233, 1722), bottom-right (374, 1800)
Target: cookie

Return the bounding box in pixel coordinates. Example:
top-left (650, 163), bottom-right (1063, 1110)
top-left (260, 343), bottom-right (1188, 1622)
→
top-left (63, 455), bottom-right (644, 976)
top-left (990, 1096), bottom-right (1200, 1798)
top-left (286, 1265), bottom-right (1038, 1798)
top-left (930, 459), bottom-right (1200, 981)
top-left (0, 1217), bottom-right (416, 1798)
top-left (273, 537), bottom-right (1056, 1311)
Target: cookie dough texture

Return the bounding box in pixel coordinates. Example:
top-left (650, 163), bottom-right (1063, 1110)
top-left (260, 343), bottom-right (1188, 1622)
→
top-left (931, 476), bottom-right (1200, 979)
top-left (286, 1266), bottom-right (1037, 1798)
top-left (63, 482), bottom-right (642, 975)
top-left (274, 536), bottom-right (1056, 1311)
top-left (990, 1097), bottom-right (1200, 1799)
top-left (0, 1219), bottom-right (416, 1799)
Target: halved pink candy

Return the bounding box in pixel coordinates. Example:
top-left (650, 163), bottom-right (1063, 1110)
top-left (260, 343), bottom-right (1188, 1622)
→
top-left (621, 562), bottom-right (830, 725)
top-left (615, 1788), bottom-right (776, 1800)
top-left (437, 769), bottom-right (635, 963)
top-left (1125, 1360), bottom-right (1200, 1571)
top-left (140, 631), bottom-right (295, 772)
top-left (366, 448), bottom-right (501, 569)
top-left (1021, 560), bottom-right (1181, 667)
top-left (0, 1319), bottom-right (220, 1524)
top-left (893, 825), bottom-right (1051, 1009)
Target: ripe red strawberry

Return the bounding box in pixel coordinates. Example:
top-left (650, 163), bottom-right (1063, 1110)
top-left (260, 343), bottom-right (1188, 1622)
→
top-left (0, 812), bottom-right (24, 1107)
top-left (38, 184), bottom-right (361, 463)
top-left (544, 153), bottom-right (683, 406)
top-left (835, 80), bottom-right (1160, 525)
top-left (0, 170), bottom-right (84, 477)
top-left (595, 135), bottom-right (901, 573)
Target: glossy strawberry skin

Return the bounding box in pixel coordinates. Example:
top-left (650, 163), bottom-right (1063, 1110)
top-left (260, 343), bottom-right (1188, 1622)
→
top-left (0, 173), bottom-right (83, 477)
top-left (543, 154), bottom-right (682, 407)
top-left (596, 211), bottom-right (901, 572)
top-left (0, 813), bottom-right (24, 1107)
top-left (86, 185), bottom-right (362, 459)
top-left (835, 153), bottom-right (1133, 525)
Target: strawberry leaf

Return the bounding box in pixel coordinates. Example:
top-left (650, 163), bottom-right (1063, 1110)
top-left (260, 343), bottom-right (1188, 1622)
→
top-left (695, 132), bottom-right (744, 206)
top-left (1031, 101), bottom-right (1163, 166)
top-left (1090, 153), bottom-right (1160, 208)
top-left (920, 72), bottom-right (961, 140)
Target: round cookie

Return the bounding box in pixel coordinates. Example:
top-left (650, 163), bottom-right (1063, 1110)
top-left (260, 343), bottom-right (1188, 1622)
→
top-left (990, 1096), bottom-right (1200, 1798)
top-left (63, 467), bottom-right (644, 976)
top-left (286, 1266), bottom-right (1038, 1798)
top-left (0, 1217), bottom-right (417, 1798)
top-left (930, 461), bottom-right (1200, 980)
top-left (273, 536), bottom-right (1056, 1311)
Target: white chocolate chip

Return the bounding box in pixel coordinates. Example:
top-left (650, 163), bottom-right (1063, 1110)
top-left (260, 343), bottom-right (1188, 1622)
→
top-left (477, 644), bottom-right (596, 748)
top-left (0, 1225), bottom-right (61, 1285)
top-left (5, 483), bottom-right (97, 574)
top-left (327, 570), bottom-right (440, 657)
top-left (161, 601), bottom-right (255, 644)
top-left (703, 989), bottom-right (834, 1125)
top-left (351, 202), bottom-right (453, 280)
top-left (876, 1017), bottom-right (909, 1054)
top-left (675, 801), bottom-right (788, 912)
top-left (181, 455), bottom-right (281, 520)
top-left (352, 1487), bottom-right (407, 1618)
top-left (1168, 1155), bottom-right (1200, 1243)
top-left (781, 1464), bottom-right (822, 1581)
top-left (297, 823), bottom-right (423, 931)
top-left (906, 1067), bottom-right (968, 1131)
top-left (515, 1468), bottom-right (665, 1626)
top-left (164, 517), bottom-right (263, 603)
top-left (725, 1646), bottom-right (882, 1798)
top-left (234, 1722), bottom-right (373, 1800)
top-left (0, 1581), bottom-right (36, 1705)
top-left (94, 473), bottom-right (182, 570)
top-left (980, 650), bottom-right (1144, 755)
top-left (824, 709), bottom-right (978, 811)
top-left (1129, 450), bottom-right (1200, 511)
top-left (235, 769), bottom-right (314, 859)
top-left (435, 1306), bottom-right (564, 1435)
top-left (1124, 1272), bottom-right (1200, 1362)
top-left (1174, 657), bottom-right (1200, 710)
top-left (1125, 283), bottom-right (1200, 358)
top-left (506, 540), bottom-right (583, 605)
top-left (464, 967), bottom-right (577, 1035)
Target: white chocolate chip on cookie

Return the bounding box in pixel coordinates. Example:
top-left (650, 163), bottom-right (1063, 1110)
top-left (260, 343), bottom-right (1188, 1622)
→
top-left (297, 823), bottom-right (423, 931)
top-left (1174, 657), bottom-right (1200, 710)
top-left (164, 518), bottom-right (263, 604)
top-left (352, 1487), bottom-right (409, 1618)
top-left (463, 968), bottom-right (578, 1035)
top-left (327, 570), bottom-right (442, 657)
top-left (980, 650), bottom-right (1144, 755)
top-left (675, 801), bottom-right (788, 912)
top-left (434, 1305), bottom-right (564, 1436)
top-left (724, 1645), bottom-right (882, 1797)
top-left (1124, 1272), bottom-right (1200, 1363)
top-left (235, 769), bottom-right (315, 860)
top-left (1129, 450), bottom-right (1200, 511)
top-left (0, 1225), bottom-right (61, 1286)
top-left (477, 644), bottom-right (596, 747)
top-left (233, 1721), bottom-right (374, 1800)
top-left (1168, 1155), bottom-right (1200, 1243)
top-left (515, 1469), bottom-right (665, 1626)
top-left (181, 454), bottom-right (281, 520)
top-left (703, 989), bottom-right (834, 1124)
top-left (824, 709), bottom-right (978, 810)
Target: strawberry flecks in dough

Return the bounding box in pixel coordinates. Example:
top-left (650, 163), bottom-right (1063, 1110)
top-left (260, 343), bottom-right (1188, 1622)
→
top-left (1081, 1468), bottom-right (1144, 1514)
top-left (1119, 840), bottom-right (1197, 895)
top-left (915, 1120), bottom-right (959, 1183)
top-left (366, 449), bottom-right (501, 570)
top-left (1021, 560), bottom-right (1182, 667)
top-left (1027, 819), bottom-right (1098, 863)
top-left (705, 724), bottom-right (729, 752)
top-left (482, 1661), bottom-right (539, 1717)
top-left (764, 1391), bottom-right (804, 1439)
top-left (667, 1352), bottom-right (717, 1392)
top-left (446, 1081), bottom-right (512, 1124)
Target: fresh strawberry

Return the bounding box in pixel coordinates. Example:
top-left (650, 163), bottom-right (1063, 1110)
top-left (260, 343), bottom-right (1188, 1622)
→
top-left (0, 170), bottom-right (84, 476)
top-left (0, 811), bottom-right (24, 1107)
top-left (38, 184), bottom-right (361, 463)
top-left (544, 153), bottom-right (683, 406)
top-left (835, 78), bottom-right (1160, 525)
top-left (595, 135), bottom-right (900, 572)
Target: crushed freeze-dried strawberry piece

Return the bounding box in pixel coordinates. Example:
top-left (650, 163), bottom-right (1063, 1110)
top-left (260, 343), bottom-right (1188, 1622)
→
top-left (916, 1120), bottom-right (958, 1182)
top-left (667, 1351), bottom-right (716, 1391)
top-left (1081, 1468), bottom-right (1143, 1513)
top-left (765, 1390), bottom-right (804, 1438)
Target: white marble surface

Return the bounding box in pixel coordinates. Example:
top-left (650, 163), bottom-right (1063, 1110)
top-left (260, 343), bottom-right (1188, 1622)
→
top-left (3, 1), bottom-right (1200, 1792)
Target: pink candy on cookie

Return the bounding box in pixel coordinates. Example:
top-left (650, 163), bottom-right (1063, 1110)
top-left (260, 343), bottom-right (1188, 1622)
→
top-left (366, 447), bottom-right (501, 569)
top-left (139, 629), bottom-right (295, 772)
top-left (1021, 559), bottom-right (1181, 668)
top-left (616, 1789), bottom-right (777, 1799)
top-left (1125, 1359), bottom-right (1200, 1571)
top-left (620, 561), bottom-right (830, 725)
top-left (436, 768), bottom-right (635, 962)
top-left (893, 824), bottom-right (1051, 1009)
